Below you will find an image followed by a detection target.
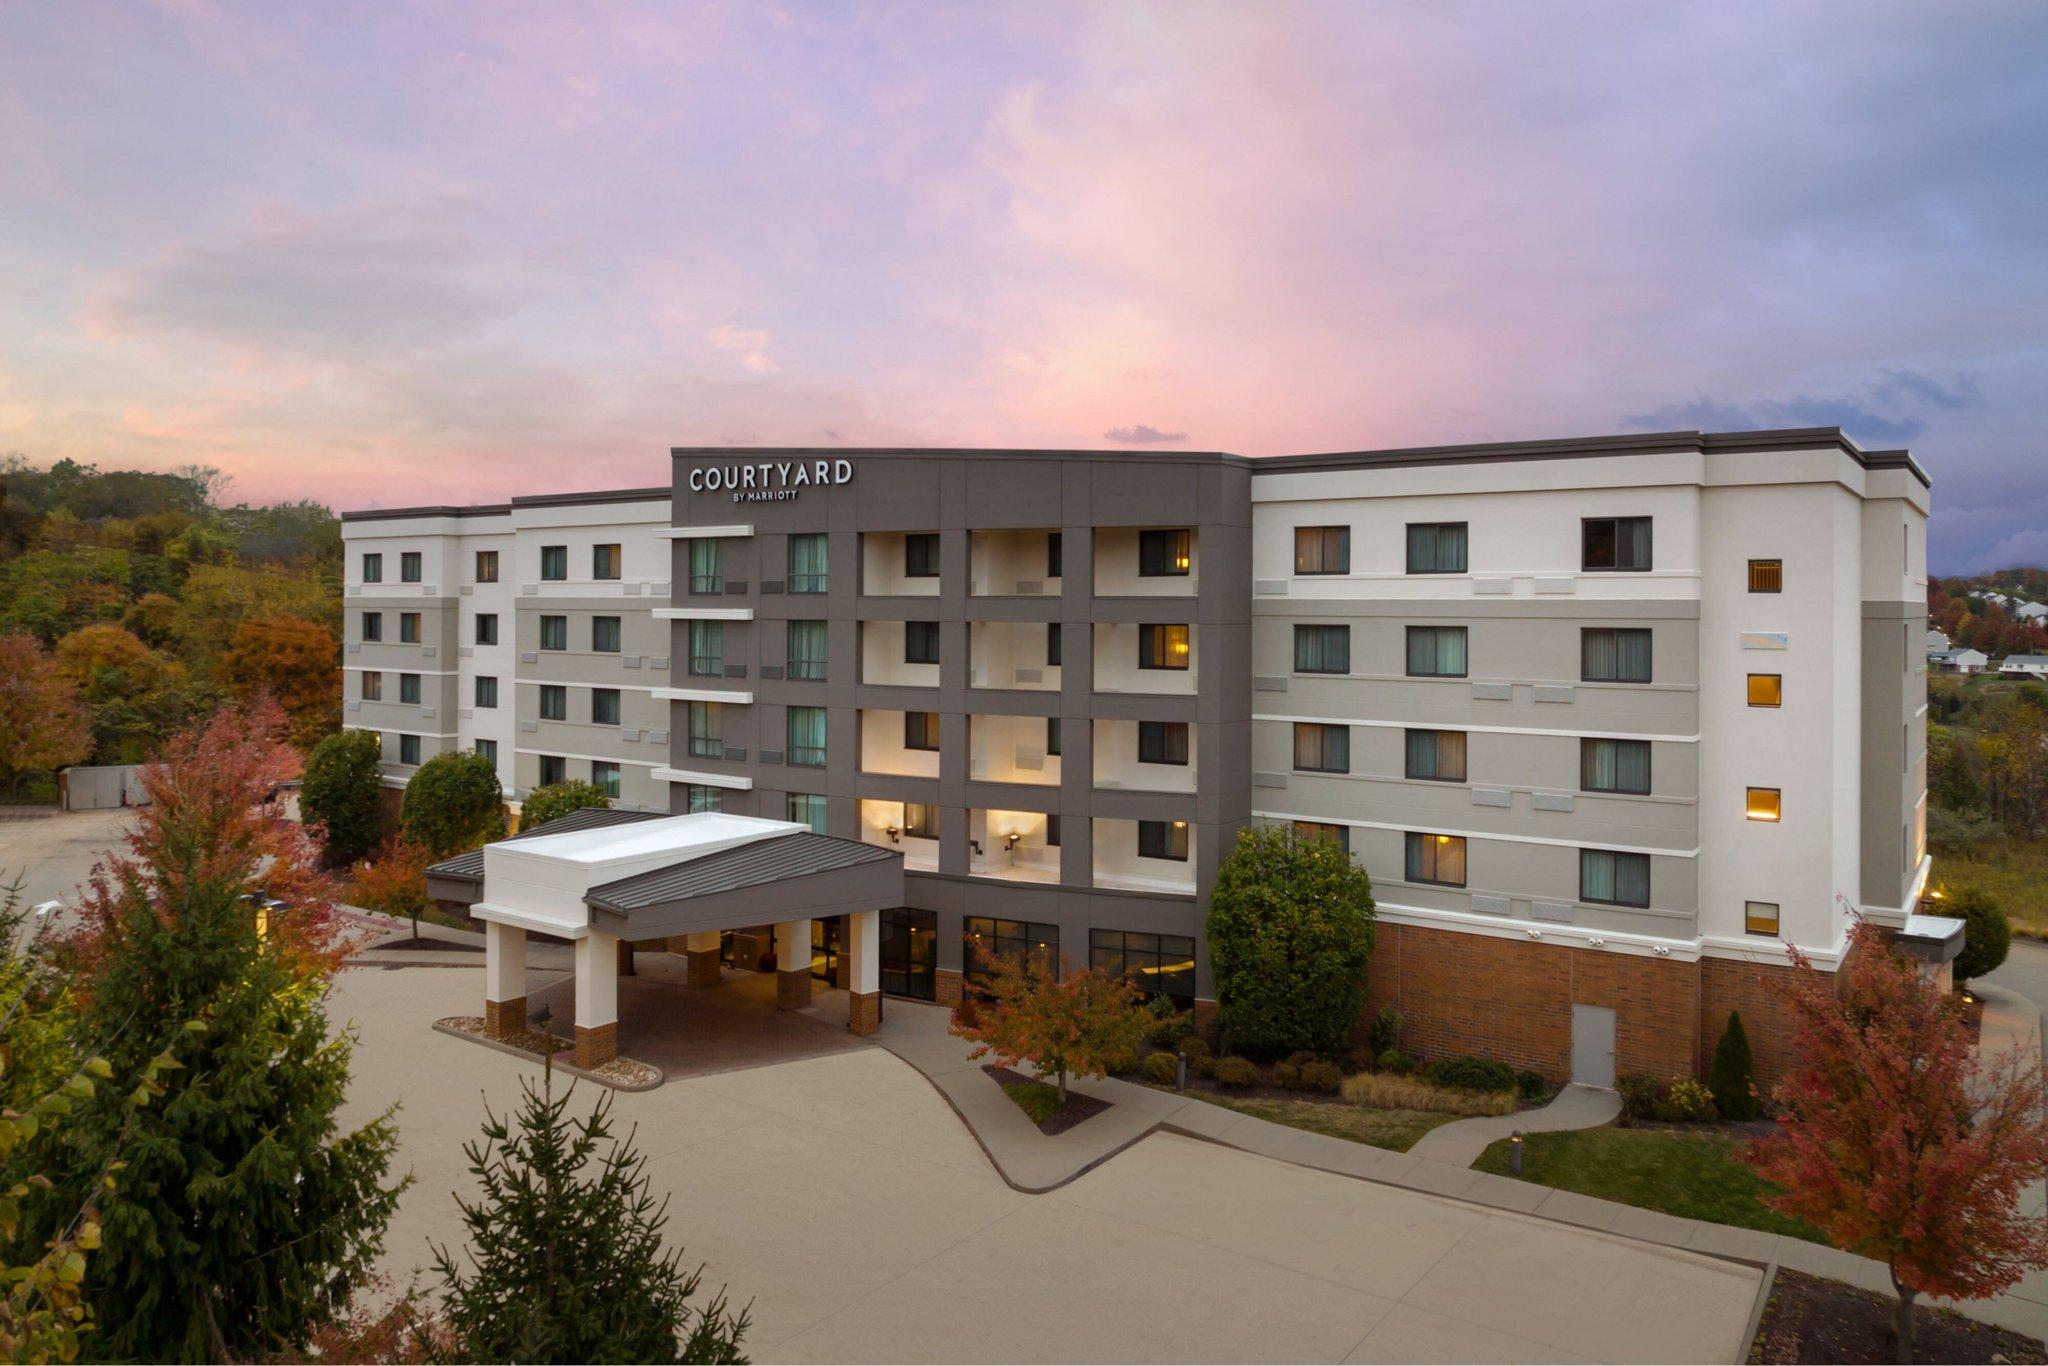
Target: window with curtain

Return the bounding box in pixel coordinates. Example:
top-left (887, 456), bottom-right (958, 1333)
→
top-left (475, 613), bottom-right (498, 645)
top-left (539, 615), bottom-right (566, 651)
top-left (401, 551), bottom-right (421, 582)
top-left (1582, 517), bottom-right (1652, 571)
top-left (787, 793), bottom-right (828, 833)
top-left (475, 550), bottom-right (498, 583)
top-left (362, 553), bottom-right (382, 583)
top-left (475, 676), bottom-right (497, 708)
top-left (1294, 526), bottom-right (1350, 574)
top-left (592, 688), bottom-right (621, 725)
top-left (1404, 729), bottom-right (1467, 781)
top-left (1405, 626), bottom-right (1467, 677)
top-left (1406, 522), bottom-right (1468, 574)
top-left (904, 621), bottom-right (940, 664)
top-left (399, 673), bottom-right (421, 704)
top-left (538, 754), bottom-right (565, 786)
top-left (904, 533), bottom-right (940, 577)
top-left (400, 734), bottom-right (421, 765)
top-left (688, 701), bottom-right (722, 757)
top-left (1581, 628), bottom-right (1652, 683)
top-left (1581, 849), bottom-right (1651, 907)
top-left (1746, 787), bottom-right (1781, 822)
top-left (360, 672), bottom-right (382, 700)
top-left (903, 711), bottom-right (939, 751)
top-left (689, 539), bottom-right (722, 594)
top-left (1138, 623), bottom-right (1190, 670)
top-left (1138, 528), bottom-right (1192, 576)
top-left (1293, 722), bottom-right (1349, 773)
top-left (685, 784), bottom-right (723, 813)
top-left (787, 620), bottom-right (828, 679)
top-left (1405, 832), bottom-right (1466, 886)
top-left (787, 706), bottom-right (827, 766)
top-left (539, 685), bottom-right (566, 721)
top-left (1293, 820), bottom-right (1349, 851)
top-left (592, 761), bottom-right (620, 798)
top-left (1137, 820), bottom-right (1190, 861)
top-left (592, 544), bottom-right (621, 580)
top-left (787, 533), bottom-right (828, 593)
top-left (540, 545), bottom-right (567, 580)
top-left (592, 616), bottom-right (621, 652)
top-left (902, 802), bottom-right (938, 838)
top-left (474, 738), bottom-right (497, 766)
top-left (688, 620), bottom-right (724, 676)
top-left (399, 613), bottom-right (421, 643)
top-left (1581, 737), bottom-right (1651, 794)
top-left (1293, 624), bottom-right (1350, 674)
top-left (1139, 720), bottom-right (1190, 765)
top-left (361, 612), bottom-right (382, 641)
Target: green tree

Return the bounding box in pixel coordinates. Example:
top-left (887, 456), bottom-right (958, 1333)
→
top-left (519, 779), bottom-right (613, 833)
top-left (302, 729), bottom-right (388, 865)
top-left (1207, 825), bottom-right (1376, 1056)
top-left (1708, 1010), bottom-right (1759, 1121)
top-left (432, 1071), bottom-right (750, 1364)
top-left (1947, 885), bottom-right (2012, 986)
top-left (401, 749), bottom-right (508, 859)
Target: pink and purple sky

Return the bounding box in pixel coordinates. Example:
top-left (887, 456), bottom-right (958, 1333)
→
top-left (2, 2), bottom-right (2042, 572)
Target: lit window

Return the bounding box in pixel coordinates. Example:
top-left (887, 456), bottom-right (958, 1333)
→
top-left (1748, 559), bottom-right (1782, 593)
top-left (1745, 901), bottom-right (1780, 936)
top-left (1746, 787), bottom-right (1782, 822)
top-left (903, 712), bottom-right (939, 751)
top-left (1137, 819), bottom-right (1189, 861)
top-left (1294, 526), bottom-right (1350, 575)
top-left (1292, 722), bottom-right (1348, 773)
top-left (360, 672), bottom-right (382, 701)
top-left (1405, 832), bottom-right (1467, 887)
top-left (1747, 673), bottom-right (1782, 707)
top-left (1293, 821), bottom-right (1349, 851)
top-left (1138, 529), bottom-right (1191, 576)
top-left (475, 550), bottom-right (498, 583)
top-left (1138, 623), bottom-right (1190, 670)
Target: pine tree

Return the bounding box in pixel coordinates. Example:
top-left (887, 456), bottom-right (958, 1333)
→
top-left (1708, 1010), bottom-right (1758, 1121)
top-left (432, 1069), bottom-right (750, 1364)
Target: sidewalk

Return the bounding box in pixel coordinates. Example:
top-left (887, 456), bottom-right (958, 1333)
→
top-left (1408, 1083), bottom-right (1620, 1165)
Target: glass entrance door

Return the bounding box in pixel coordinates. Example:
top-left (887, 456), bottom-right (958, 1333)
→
top-left (881, 907), bottom-right (938, 1000)
top-left (811, 916), bottom-right (841, 985)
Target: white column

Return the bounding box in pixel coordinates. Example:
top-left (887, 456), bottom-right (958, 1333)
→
top-left (485, 921), bottom-right (527, 1003)
top-left (847, 909), bottom-right (880, 996)
top-left (575, 929), bottom-right (620, 1030)
top-left (774, 919), bottom-right (813, 970)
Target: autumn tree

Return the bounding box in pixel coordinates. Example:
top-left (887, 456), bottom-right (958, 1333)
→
top-left (1745, 919), bottom-right (2048, 1362)
top-left (350, 837), bottom-right (432, 942)
top-left (218, 613), bottom-right (340, 750)
top-left (0, 633), bottom-right (90, 796)
top-left (54, 622), bottom-right (190, 764)
top-left (1977, 701), bottom-right (2048, 838)
top-left (950, 954), bottom-right (1152, 1103)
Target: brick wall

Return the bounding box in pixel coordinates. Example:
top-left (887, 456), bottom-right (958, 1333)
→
top-left (1699, 955), bottom-right (1804, 1090)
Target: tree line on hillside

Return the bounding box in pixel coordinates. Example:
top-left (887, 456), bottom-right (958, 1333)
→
top-left (1929, 572), bottom-right (2048, 657)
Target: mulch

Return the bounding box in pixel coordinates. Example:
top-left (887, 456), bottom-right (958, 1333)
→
top-left (983, 1064), bottom-right (1112, 1136)
top-left (1749, 1269), bottom-right (2046, 1365)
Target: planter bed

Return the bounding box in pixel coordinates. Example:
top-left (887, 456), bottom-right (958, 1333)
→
top-left (1749, 1268), bottom-right (2044, 1365)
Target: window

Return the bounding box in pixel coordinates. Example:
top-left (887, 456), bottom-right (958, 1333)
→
top-left (1138, 529), bottom-right (1191, 577)
top-left (964, 917), bottom-right (1058, 987)
top-left (1293, 821), bottom-right (1349, 851)
top-left (1293, 722), bottom-right (1348, 773)
top-left (540, 545), bottom-right (568, 581)
top-left (592, 544), bottom-right (621, 580)
top-left (592, 616), bottom-right (621, 653)
top-left (1581, 628), bottom-right (1651, 683)
top-left (1137, 820), bottom-right (1190, 861)
top-left (1406, 522), bottom-right (1468, 574)
top-left (399, 673), bottom-right (421, 705)
top-left (687, 702), bottom-right (722, 757)
top-left (904, 711), bottom-right (939, 751)
top-left (1046, 622), bottom-right (1061, 667)
top-left (1745, 901), bottom-right (1781, 936)
top-left (590, 760), bottom-right (620, 797)
top-left (475, 613), bottom-right (498, 645)
top-left (787, 793), bottom-right (828, 833)
top-left (1582, 516), bottom-right (1652, 571)
top-left (475, 549), bottom-right (498, 583)
top-left (1294, 625), bottom-right (1351, 674)
top-left (1581, 849), bottom-right (1651, 907)
top-left (1405, 832), bottom-right (1466, 886)
top-left (538, 754), bottom-right (566, 787)
top-left (787, 706), bottom-right (827, 767)
top-left (1404, 729), bottom-right (1467, 782)
top-left (1090, 929), bottom-right (1196, 1007)
top-left (1405, 625), bottom-right (1467, 677)
top-left (360, 671), bottom-right (382, 701)
top-left (399, 734), bottom-right (421, 765)
top-left (401, 551), bottom-right (422, 583)
top-left (1138, 623), bottom-right (1191, 670)
top-left (1047, 532), bottom-right (1063, 579)
top-left (684, 783), bottom-right (723, 813)
top-left (1581, 738), bottom-right (1652, 795)
top-left (1046, 814), bottom-right (1061, 846)
top-left (362, 552), bottom-right (382, 583)
top-left (538, 685), bottom-right (566, 721)
top-left (688, 539), bottom-right (722, 594)
top-left (592, 688), bottom-right (621, 725)
top-left (1046, 717), bottom-right (1061, 757)
top-left (904, 533), bottom-right (940, 578)
top-left (399, 612), bottom-right (421, 644)
top-left (688, 621), bottom-right (724, 676)
top-left (905, 621), bottom-right (940, 665)
top-left (787, 620), bottom-right (828, 680)
top-left (539, 615), bottom-right (567, 651)
top-left (1746, 787), bottom-right (1782, 822)
top-left (1294, 526), bottom-right (1350, 575)
top-left (1748, 559), bottom-right (1782, 593)
top-left (475, 676), bottom-right (498, 708)
top-left (902, 802), bottom-right (938, 839)
top-left (1139, 720), bottom-right (1191, 765)
top-left (883, 907), bottom-right (939, 1000)
top-left (1747, 673), bottom-right (1782, 707)
top-left (475, 738), bottom-right (497, 766)
top-left (788, 533), bottom-right (828, 593)
top-left (361, 612), bottom-right (382, 642)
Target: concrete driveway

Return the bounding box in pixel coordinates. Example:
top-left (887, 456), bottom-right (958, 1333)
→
top-left (0, 807), bottom-right (134, 920)
top-left (337, 964), bottom-right (1761, 1364)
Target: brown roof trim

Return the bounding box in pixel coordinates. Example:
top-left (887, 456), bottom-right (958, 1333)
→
top-left (670, 446), bottom-right (1249, 467)
top-left (340, 503), bottom-right (513, 523)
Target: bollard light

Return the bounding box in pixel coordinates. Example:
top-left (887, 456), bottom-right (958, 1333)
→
top-left (1176, 1054), bottom-right (1187, 1092)
top-left (1510, 1130), bottom-right (1524, 1177)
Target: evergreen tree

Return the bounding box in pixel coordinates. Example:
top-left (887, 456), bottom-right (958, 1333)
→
top-left (1708, 1010), bottom-right (1759, 1121)
top-left (401, 749), bottom-right (508, 859)
top-left (433, 1069), bottom-right (750, 1364)
top-left (1948, 884), bottom-right (2012, 986)
top-left (302, 727), bottom-right (388, 865)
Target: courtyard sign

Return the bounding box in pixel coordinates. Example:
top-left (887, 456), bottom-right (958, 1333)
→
top-left (688, 458), bottom-right (854, 503)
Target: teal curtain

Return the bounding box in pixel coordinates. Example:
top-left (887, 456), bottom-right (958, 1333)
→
top-left (1583, 629), bottom-right (1652, 683)
top-left (689, 539), bottom-right (722, 592)
top-left (787, 706), bottom-right (826, 765)
top-left (1581, 850), bottom-right (1651, 906)
top-left (689, 621), bottom-right (723, 674)
top-left (787, 620), bottom-right (828, 679)
top-left (788, 534), bottom-right (828, 592)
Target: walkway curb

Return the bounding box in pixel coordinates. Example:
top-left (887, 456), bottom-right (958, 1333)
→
top-left (428, 1019), bottom-right (666, 1092)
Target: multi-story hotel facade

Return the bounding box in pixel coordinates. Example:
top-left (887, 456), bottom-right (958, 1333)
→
top-left (341, 428), bottom-right (1931, 1084)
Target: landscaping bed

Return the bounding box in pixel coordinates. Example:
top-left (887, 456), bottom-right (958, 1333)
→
top-left (1176, 1089), bottom-right (1458, 1153)
top-left (1748, 1268), bottom-right (2046, 1365)
top-left (984, 1065), bottom-right (1110, 1135)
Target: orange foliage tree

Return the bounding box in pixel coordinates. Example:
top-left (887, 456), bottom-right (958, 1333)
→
top-left (218, 613), bottom-right (341, 751)
top-left (1746, 919), bottom-right (2048, 1362)
top-left (0, 632), bottom-right (90, 794)
top-left (349, 837), bottom-right (432, 939)
top-left (949, 954), bottom-right (1152, 1103)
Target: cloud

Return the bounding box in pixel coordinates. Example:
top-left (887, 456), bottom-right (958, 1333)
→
top-left (1621, 368), bottom-right (1983, 448)
top-left (707, 324), bottom-right (777, 374)
top-left (1877, 369), bottom-right (1979, 412)
top-left (1102, 423), bottom-right (1186, 444)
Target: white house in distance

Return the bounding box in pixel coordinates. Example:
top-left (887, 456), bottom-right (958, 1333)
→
top-left (1926, 628), bottom-right (1950, 652)
top-left (1929, 648), bottom-right (1989, 674)
top-left (2020, 602), bottom-right (2048, 622)
top-left (1999, 654), bottom-right (2048, 679)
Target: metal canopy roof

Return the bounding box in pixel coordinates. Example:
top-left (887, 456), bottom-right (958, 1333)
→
top-left (587, 831), bottom-right (898, 912)
top-left (425, 807), bottom-right (666, 884)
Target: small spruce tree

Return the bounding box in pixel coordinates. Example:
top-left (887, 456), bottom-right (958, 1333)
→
top-left (1708, 1010), bottom-right (1759, 1121)
top-left (400, 748), bottom-right (508, 859)
top-left (518, 779), bottom-right (613, 833)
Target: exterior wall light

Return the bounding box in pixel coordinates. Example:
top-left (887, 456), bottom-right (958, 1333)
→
top-left (885, 825), bottom-right (901, 844)
top-left (1004, 831), bottom-right (1022, 851)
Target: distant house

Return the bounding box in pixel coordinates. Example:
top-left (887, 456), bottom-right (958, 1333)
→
top-left (2019, 601), bottom-right (2048, 622)
top-left (1927, 628), bottom-right (1951, 652)
top-left (1930, 648), bottom-right (1989, 674)
top-left (1998, 654), bottom-right (2048, 679)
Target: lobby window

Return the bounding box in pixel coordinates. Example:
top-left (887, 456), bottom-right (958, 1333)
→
top-left (360, 671), bottom-right (382, 701)
top-left (905, 620), bottom-right (940, 665)
top-left (688, 621), bottom-right (723, 676)
top-left (1294, 526), bottom-right (1350, 575)
top-left (401, 551), bottom-right (422, 583)
top-left (1746, 901), bottom-right (1781, 937)
top-left (904, 711), bottom-right (939, 752)
top-left (788, 620), bottom-right (828, 680)
top-left (787, 706), bottom-right (827, 767)
top-left (1582, 516), bottom-right (1653, 571)
top-left (1581, 849), bottom-right (1650, 907)
top-left (1404, 729), bottom-right (1467, 782)
top-left (1581, 628), bottom-right (1651, 683)
top-left (902, 802), bottom-right (938, 838)
top-left (685, 783), bottom-right (723, 813)
top-left (905, 533), bottom-right (940, 578)
top-left (1406, 522), bottom-right (1468, 574)
top-left (539, 615), bottom-right (568, 651)
top-left (539, 685), bottom-right (566, 721)
top-left (1293, 624), bottom-right (1350, 674)
top-left (475, 675), bottom-right (498, 708)
top-left (883, 907), bottom-right (939, 1001)
top-left (1046, 622), bottom-right (1062, 666)
top-left (689, 539), bottom-right (723, 594)
top-left (1046, 814), bottom-right (1061, 846)
top-left (1294, 820), bottom-right (1349, 851)
top-left (592, 616), bottom-right (621, 653)
top-left (1090, 929), bottom-right (1195, 1008)
top-left (1405, 625), bottom-right (1467, 678)
top-left (399, 734), bottom-right (421, 766)
top-left (399, 673), bottom-right (421, 705)
top-left (1293, 722), bottom-right (1349, 774)
top-left (475, 549), bottom-right (498, 583)
top-left (1581, 737), bottom-right (1651, 795)
top-left (361, 611), bottom-right (382, 642)
top-left (1139, 720), bottom-right (1190, 766)
top-left (687, 701), bottom-right (722, 757)
top-left (788, 533), bottom-right (828, 593)
top-left (1138, 623), bottom-right (1191, 670)
top-left (1405, 832), bottom-right (1466, 887)
top-left (1137, 819), bottom-right (1189, 862)
top-left (474, 738), bottom-right (497, 766)
top-left (399, 612), bottom-right (421, 644)
top-left (1138, 528), bottom-right (1192, 577)
top-left (1746, 787), bottom-right (1782, 822)
top-left (593, 543), bottom-right (621, 580)
top-left (1046, 533), bottom-right (1063, 579)
top-left (475, 613), bottom-right (498, 645)
top-left (540, 545), bottom-right (568, 581)
top-left (1747, 673), bottom-right (1782, 707)
top-left (964, 917), bottom-right (1058, 986)
top-left (538, 754), bottom-right (566, 787)
top-left (1046, 717), bottom-right (1061, 757)
top-left (592, 761), bottom-right (620, 798)
top-left (362, 552), bottom-right (382, 583)
top-left (1748, 559), bottom-right (1783, 593)
top-left (787, 793), bottom-right (828, 833)
top-left (592, 688), bottom-right (621, 726)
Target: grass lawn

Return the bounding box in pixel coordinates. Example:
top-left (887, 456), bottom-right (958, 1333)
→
top-left (1180, 1090), bottom-right (1458, 1153)
top-left (1002, 1078), bottom-right (1061, 1125)
top-left (1932, 838), bottom-right (2048, 937)
top-left (1473, 1125), bottom-right (1825, 1242)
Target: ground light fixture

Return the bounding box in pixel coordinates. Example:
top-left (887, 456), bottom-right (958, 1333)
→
top-left (1510, 1130), bottom-right (1524, 1176)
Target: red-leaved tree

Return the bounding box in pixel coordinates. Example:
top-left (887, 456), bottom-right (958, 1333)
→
top-left (949, 954), bottom-right (1151, 1103)
top-left (1746, 918), bottom-right (2048, 1363)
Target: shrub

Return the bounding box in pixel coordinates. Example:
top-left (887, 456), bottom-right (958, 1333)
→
top-left (1653, 1077), bottom-right (1718, 1123)
top-left (1105, 1046), bottom-right (1141, 1076)
top-left (1708, 1011), bottom-right (1759, 1121)
top-left (1207, 825), bottom-right (1376, 1056)
top-left (1270, 1060), bottom-right (1301, 1090)
top-left (300, 729), bottom-right (386, 865)
top-left (1141, 1051), bottom-right (1180, 1086)
top-left (1145, 995), bottom-right (1194, 1047)
top-left (1342, 1071), bottom-right (1517, 1117)
top-left (1617, 1073), bottom-right (1661, 1121)
top-left (1212, 1056), bottom-right (1257, 1088)
top-left (1178, 1035), bottom-right (1213, 1067)
top-left (400, 750), bottom-right (507, 859)
top-left (1949, 885), bottom-right (2012, 985)
top-left (1343, 1045), bottom-right (1378, 1074)
top-left (1515, 1069), bottom-right (1548, 1101)
top-left (1424, 1055), bottom-right (1517, 1094)
top-left (516, 779), bottom-right (611, 833)
top-left (1299, 1060), bottom-right (1344, 1094)
top-left (1377, 1047), bottom-right (1416, 1074)
top-left (350, 837), bottom-right (431, 934)
top-left (1369, 1004), bottom-right (1403, 1057)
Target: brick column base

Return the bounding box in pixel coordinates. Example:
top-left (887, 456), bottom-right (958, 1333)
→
top-left (776, 969), bottom-right (812, 1010)
top-left (664, 934), bottom-right (690, 954)
top-left (848, 990), bottom-right (882, 1035)
top-left (683, 949), bottom-right (721, 988)
top-left (484, 995), bottom-right (527, 1039)
top-left (574, 1022), bottom-right (618, 1069)
top-left (935, 969), bottom-right (964, 1007)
